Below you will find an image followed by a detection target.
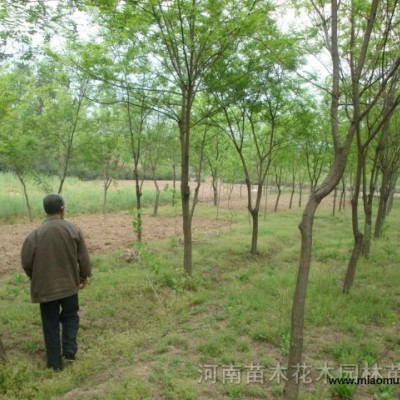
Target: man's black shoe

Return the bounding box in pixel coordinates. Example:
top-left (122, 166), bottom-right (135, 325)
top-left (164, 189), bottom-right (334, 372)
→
top-left (64, 354), bottom-right (76, 361)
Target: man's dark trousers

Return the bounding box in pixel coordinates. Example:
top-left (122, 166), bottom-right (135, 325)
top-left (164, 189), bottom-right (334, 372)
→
top-left (39, 294), bottom-right (79, 370)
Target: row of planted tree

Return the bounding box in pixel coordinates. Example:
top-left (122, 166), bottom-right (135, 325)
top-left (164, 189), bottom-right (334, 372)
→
top-left (1, 1), bottom-right (400, 398)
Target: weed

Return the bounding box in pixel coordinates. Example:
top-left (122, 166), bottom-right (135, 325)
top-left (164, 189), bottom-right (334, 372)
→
top-left (330, 372), bottom-right (357, 399)
top-left (372, 384), bottom-right (395, 400)
top-left (280, 332), bottom-right (291, 356)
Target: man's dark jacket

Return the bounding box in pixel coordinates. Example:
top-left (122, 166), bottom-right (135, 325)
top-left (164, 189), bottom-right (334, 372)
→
top-left (21, 215), bottom-right (91, 303)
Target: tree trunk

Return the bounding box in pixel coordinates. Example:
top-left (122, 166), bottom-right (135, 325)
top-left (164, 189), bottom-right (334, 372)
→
top-left (339, 177), bottom-right (346, 212)
top-left (102, 187), bottom-right (108, 215)
top-left (284, 0), bottom-right (360, 395)
top-left (362, 202), bottom-right (373, 256)
top-left (343, 145), bottom-right (364, 293)
top-left (332, 185), bottom-right (338, 215)
top-left (284, 193), bottom-right (320, 400)
top-left (57, 88), bottom-right (84, 194)
top-left (274, 170), bottom-right (282, 212)
top-left (103, 170), bottom-right (113, 215)
top-left (298, 182), bottom-right (303, 208)
top-left (284, 155), bottom-right (355, 400)
top-left (386, 174), bottom-right (398, 216)
top-left (211, 173), bottom-right (218, 206)
top-left (362, 156), bottom-right (379, 257)
top-left (374, 171), bottom-right (390, 239)
top-left (179, 85), bottom-right (193, 276)
top-left (249, 183), bottom-right (263, 255)
top-left (16, 171), bottom-right (33, 222)
top-left (212, 181), bottom-right (218, 206)
top-left (172, 164), bottom-right (176, 207)
top-left (343, 232), bottom-right (363, 292)
top-left (153, 178), bottom-right (160, 217)
top-left (181, 180), bottom-right (192, 276)
top-left (126, 88), bottom-right (145, 243)
top-left (250, 209), bottom-right (259, 255)
top-left (133, 167), bottom-right (142, 242)
top-left (289, 173), bottom-right (295, 209)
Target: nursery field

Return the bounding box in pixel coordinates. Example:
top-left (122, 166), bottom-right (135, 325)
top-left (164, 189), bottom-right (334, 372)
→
top-left (0, 188), bottom-right (399, 399)
top-left (0, 174), bottom-right (335, 277)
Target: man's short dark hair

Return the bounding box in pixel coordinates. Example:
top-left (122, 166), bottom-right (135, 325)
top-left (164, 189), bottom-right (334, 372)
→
top-left (43, 194), bottom-right (65, 215)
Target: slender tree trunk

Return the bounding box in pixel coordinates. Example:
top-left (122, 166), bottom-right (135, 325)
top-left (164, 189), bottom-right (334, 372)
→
top-left (374, 171), bottom-right (390, 239)
top-left (172, 164), bottom-right (176, 207)
top-left (57, 88), bottom-right (84, 194)
top-left (332, 185), bottom-right (338, 215)
top-left (349, 172), bottom-right (355, 203)
top-left (343, 143), bottom-right (364, 293)
top-left (103, 168), bottom-right (113, 215)
top-left (274, 169), bottom-right (282, 212)
top-left (362, 157), bottom-right (379, 256)
top-left (339, 177), bottom-right (346, 212)
top-left (191, 179), bottom-right (201, 218)
top-left (181, 178), bottom-right (192, 276)
top-left (249, 183), bottom-right (263, 255)
top-left (16, 171), bottom-right (33, 222)
top-left (263, 183), bottom-right (268, 221)
top-left (190, 128), bottom-right (207, 220)
top-left (58, 164), bottom-right (68, 195)
top-left (250, 210), bottom-right (259, 255)
top-left (133, 167), bottom-right (142, 242)
top-left (362, 167), bottom-right (374, 257)
top-left (298, 182), bottom-right (303, 208)
top-left (126, 88), bottom-right (145, 243)
top-left (102, 187), bottom-right (108, 215)
top-left (386, 174), bottom-right (398, 215)
top-left (284, 0), bottom-right (359, 396)
top-left (153, 178), bottom-right (160, 217)
top-left (289, 171), bottom-right (295, 209)
top-left (211, 173), bottom-right (218, 206)
top-left (342, 7), bottom-right (367, 289)
top-left (285, 152), bottom-right (354, 400)
top-left (179, 85), bottom-right (193, 276)
top-left (284, 194), bottom-right (320, 400)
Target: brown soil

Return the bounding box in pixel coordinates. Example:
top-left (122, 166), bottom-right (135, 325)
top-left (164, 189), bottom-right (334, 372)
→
top-left (0, 212), bottom-right (230, 277)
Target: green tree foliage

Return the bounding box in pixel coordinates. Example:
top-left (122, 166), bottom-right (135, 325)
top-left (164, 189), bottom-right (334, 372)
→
top-left (0, 65), bottom-right (42, 221)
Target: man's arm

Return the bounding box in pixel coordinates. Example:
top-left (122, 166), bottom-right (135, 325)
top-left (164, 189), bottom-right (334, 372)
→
top-left (77, 228), bottom-right (91, 280)
top-left (21, 232), bottom-right (36, 279)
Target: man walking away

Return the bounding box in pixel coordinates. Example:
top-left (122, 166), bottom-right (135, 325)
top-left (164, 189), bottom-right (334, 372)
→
top-left (21, 193), bottom-right (91, 371)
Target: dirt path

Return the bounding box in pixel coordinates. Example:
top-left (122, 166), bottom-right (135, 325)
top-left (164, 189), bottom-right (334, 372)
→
top-left (0, 212), bottom-right (230, 277)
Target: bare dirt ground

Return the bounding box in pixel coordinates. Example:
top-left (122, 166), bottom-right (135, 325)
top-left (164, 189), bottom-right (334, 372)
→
top-left (0, 181), bottom-right (336, 277)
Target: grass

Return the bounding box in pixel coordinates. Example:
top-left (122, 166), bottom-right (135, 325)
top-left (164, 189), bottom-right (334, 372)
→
top-left (0, 198), bottom-right (399, 399)
top-left (0, 172), bottom-right (175, 223)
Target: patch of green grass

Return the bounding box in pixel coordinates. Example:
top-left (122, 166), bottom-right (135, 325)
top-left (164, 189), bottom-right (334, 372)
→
top-left (330, 371), bottom-right (357, 399)
top-left (371, 384), bottom-right (395, 400)
top-left (323, 337), bottom-right (382, 364)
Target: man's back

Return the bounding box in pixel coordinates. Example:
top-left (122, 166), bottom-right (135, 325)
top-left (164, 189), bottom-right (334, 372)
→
top-left (21, 215), bottom-right (91, 303)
